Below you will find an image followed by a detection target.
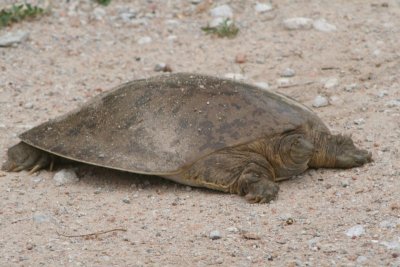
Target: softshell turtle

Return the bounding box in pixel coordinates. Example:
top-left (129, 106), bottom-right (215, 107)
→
top-left (2, 73), bottom-right (372, 203)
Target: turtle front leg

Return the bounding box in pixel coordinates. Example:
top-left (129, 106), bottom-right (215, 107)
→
top-left (1, 142), bottom-right (52, 173)
top-left (235, 162), bottom-right (279, 204)
top-left (309, 133), bottom-right (372, 169)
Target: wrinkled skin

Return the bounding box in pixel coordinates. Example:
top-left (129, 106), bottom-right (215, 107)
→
top-left (2, 126), bottom-right (372, 203)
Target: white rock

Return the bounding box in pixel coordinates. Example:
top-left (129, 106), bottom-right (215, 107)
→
top-left (277, 78), bottom-right (290, 87)
top-left (377, 90), bottom-right (388, 98)
top-left (324, 78), bottom-right (339, 89)
top-left (344, 83), bottom-right (359, 92)
top-left (93, 7), bottom-right (106, 20)
top-left (209, 230), bottom-right (222, 240)
top-left (281, 68), bottom-right (296, 77)
top-left (119, 11), bottom-right (137, 22)
top-left (210, 5), bottom-right (233, 18)
top-left (209, 17), bottom-right (231, 28)
top-left (226, 227), bottom-right (239, 233)
top-left (345, 225), bottom-right (365, 237)
top-left (313, 19), bottom-right (337, 32)
top-left (224, 73), bottom-right (246, 81)
top-left (255, 3), bottom-right (273, 13)
top-left (353, 118), bottom-right (365, 125)
top-left (53, 169), bottom-right (79, 186)
top-left (0, 30), bottom-right (30, 47)
top-left (282, 17), bottom-right (313, 30)
top-left (33, 214), bottom-right (50, 223)
top-left (356, 256), bottom-right (368, 263)
top-left (137, 36), bottom-right (152, 45)
top-left (386, 99), bottom-right (400, 107)
top-left (254, 82), bottom-right (269, 90)
top-left (312, 95), bottom-right (329, 107)
top-left (380, 240), bottom-right (400, 250)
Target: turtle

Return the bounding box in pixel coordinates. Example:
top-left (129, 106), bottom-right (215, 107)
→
top-left (1, 73), bottom-right (372, 203)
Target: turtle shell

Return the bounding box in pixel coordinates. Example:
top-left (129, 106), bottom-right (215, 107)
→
top-left (20, 73), bottom-right (328, 175)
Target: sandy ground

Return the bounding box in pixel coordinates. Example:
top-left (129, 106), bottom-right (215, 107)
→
top-left (0, 0), bottom-right (399, 266)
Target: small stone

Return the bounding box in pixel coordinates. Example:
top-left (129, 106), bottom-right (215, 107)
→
top-left (53, 169), bottom-right (79, 186)
top-left (255, 3), bottom-right (273, 13)
top-left (122, 197), bottom-right (131, 204)
top-left (379, 220), bottom-right (397, 229)
top-left (226, 226), bottom-right (239, 233)
top-left (345, 225), bottom-right (365, 237)
top-left (353, 118), bottom-right (365, 125)
top-left (356, 256), bottom-right (367, 263)
top-left (0, 30), bottom-right (30, 47)
top-left (209, 17), bottom-right (227, 28)
top-left (224, 73), bottom-right (246, 81)
top-left (281, 68), bottom-right (295, 77)
top-left (324, 78), bottom-right (339, 89)
top-left (26, 242), bottom-right (34, 250)
top-left (137, 36), bottom-right (152, 45)
top-left (241, 231), bottom-right (261, 240)
top-left (210, 5), bottom-right (233, 18)
top-left (33, 214), bottom-right (50, 223)
top-left (386, 99), bottom-right (400, 108)
top-left (154, 63), bottom-right (172, 72)
top-left (119, 10), bottom-right (137, 22)
top-left (215, 258), bottom-right (224, 264)
top-left (277, 78), bottom-right (290, 87)
top-left (209, 230), bottom-right (221, 240)
top-left (341, 180), bottom-right (350, 187)
top-left (93, 7), bottom-right (106, 20)
top-left (254, 82), bottom-right (269, 90)
top-left (24, 102), bottom-right (34, 109)
top-left (381, 240), bottom-right (400, 250)
top-left (312, 95), bottom-right (329, 107)
top-left (313, 19), bottom-right (337, 32)
top-left (282, 17), bottom-right (313, 30)
top-left (377, 90), bottom-right (388, 98)
top-left (344, 83), bottom-right (359, 92)
top-left (235, 53), bottom-right (247, 64)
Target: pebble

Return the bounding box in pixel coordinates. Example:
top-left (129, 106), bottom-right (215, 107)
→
top-left (379, 220), bottom-right (397, 229)
top-left (282, 17), bottom-right (313, 30)
top-left (93, 7), bottom-right (106, 20)
top-left (209, 17), bottom-right (227, 28)
top-left (235, 53), bottom-right (247, 64)
top-left (119, 10), bottom-right (137, 22)
top-left (254, 3), bottom-right (273, 13)
top-left (53, 169), bottom-right (79, 186)
top-left (381, 240), bottom-right (400, 250)
top-left (353, 118), bottom-right (365, 125)
top-left (280, 68), bottom-right (296, 77)
top-left (344, 83), bottom-right (359, 92)
top-left (137, 36), bottom-right (152, 45)
top-left (356, 256), bottom-right (368, 263)
top-left (122, 197), bottom-right (131, 204)
top-left (154, 63), bottom-right (172, 72)
top-left (276, 78), bottom-right (290, 87)
top-left (377, 90), bottom-right (388, 98)
top-left (210, 5), bottom-right (233, 18)
top-left (386, 99), bottom-right (400, 108)
top-left (33, 214), bottom-right (50, 223)
top-left (341, 180), bottom-right (350, 187)
top-left (254, 82), bottom-right (269, 90)
top-left (226, 226), bottom-right (239, 233)
top-left (224, 73), bottom-right (246, 81)
top-left (24, 102), bottom-right (34, 109)
top-left (345, 225), bottom-right (365, 237)
top-left (312, 95), bottom-right (329, 107)
top-left (324, 78), bottom-right (339, 89)
top-left (209, 230), bottom-right (222, 240)
top-left (313, 19), bottom-right (337, 32)
top-left (0, 30), bottom-right (30, 47)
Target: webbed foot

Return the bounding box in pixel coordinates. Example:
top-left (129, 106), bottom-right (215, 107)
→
top-left (2, 142), bottom-right (51, 173)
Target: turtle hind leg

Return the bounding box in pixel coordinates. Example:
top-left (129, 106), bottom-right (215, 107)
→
top-left (1, 142), bottom-right (51, 173)
top-left (309, 133), bottom-right (372, 169)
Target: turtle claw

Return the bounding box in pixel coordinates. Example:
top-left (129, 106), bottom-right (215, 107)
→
top-left (28, 164), bottom-right (42, 175)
